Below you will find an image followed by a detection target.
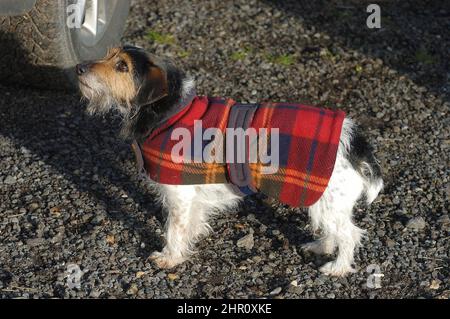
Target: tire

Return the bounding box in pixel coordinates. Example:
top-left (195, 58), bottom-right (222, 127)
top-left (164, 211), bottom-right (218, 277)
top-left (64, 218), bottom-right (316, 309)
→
top-left (0, 0), bottom-right (130, 90)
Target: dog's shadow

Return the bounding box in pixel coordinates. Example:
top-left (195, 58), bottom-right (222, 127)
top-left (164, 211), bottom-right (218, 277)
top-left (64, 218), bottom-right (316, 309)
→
top-left (0, 86), bottom-right (165, 258)
top-left (237, 196), bottom-right (329, 260)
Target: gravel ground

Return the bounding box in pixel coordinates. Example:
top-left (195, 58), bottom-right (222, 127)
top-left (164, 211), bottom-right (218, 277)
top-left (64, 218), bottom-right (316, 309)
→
top-left (0, 0), bottom-right (449, 298)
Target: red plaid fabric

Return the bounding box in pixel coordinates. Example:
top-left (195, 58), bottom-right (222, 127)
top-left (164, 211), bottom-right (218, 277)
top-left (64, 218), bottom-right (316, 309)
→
top-left (139, 96), bottom-right (345, 207)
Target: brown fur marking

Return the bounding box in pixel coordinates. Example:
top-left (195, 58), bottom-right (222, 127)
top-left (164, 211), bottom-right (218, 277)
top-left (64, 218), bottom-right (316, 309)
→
top-left (90, 49), bottom-right (137, 106)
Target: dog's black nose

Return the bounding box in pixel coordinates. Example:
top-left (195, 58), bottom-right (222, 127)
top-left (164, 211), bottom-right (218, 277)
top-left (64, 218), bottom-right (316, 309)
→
top-left (76, 63), bottom-right (89, 75)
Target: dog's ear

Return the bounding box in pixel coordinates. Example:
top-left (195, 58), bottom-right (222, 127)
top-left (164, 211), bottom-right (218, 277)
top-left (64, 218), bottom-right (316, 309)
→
top-left (137, 55), bottom-right (168, 106)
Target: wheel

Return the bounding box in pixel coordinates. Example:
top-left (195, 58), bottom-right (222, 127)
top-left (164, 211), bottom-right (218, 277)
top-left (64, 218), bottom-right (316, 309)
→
top-left (0, 0), bottom-right (130, 90)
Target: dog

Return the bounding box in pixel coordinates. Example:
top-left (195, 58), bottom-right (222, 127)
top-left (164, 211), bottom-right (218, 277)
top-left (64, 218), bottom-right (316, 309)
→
top-left (76, 46), bottom-right (383, 276)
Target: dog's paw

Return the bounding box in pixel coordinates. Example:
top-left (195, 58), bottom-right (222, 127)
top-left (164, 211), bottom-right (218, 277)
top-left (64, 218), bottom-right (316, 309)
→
top-left (148, 251), bottom-right (185, 269)
top-left (301, 240), bottom-right (335, 255)
top-left (319, 261), bottom-right (356, 277)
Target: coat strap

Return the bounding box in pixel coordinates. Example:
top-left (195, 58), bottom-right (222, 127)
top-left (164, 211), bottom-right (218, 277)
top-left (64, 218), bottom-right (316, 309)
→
top-left (131, 140), bottom-right (147, 177)
top-left (226, 103), bottom-right (259, 195)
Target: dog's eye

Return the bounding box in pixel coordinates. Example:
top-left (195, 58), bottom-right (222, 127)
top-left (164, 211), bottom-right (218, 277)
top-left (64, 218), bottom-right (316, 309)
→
top-left (116, 60), bottom-right (129, 73)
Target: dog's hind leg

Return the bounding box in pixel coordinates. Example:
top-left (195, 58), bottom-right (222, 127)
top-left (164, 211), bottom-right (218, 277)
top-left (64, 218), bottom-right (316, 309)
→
top-left (307, 156), bottom-right (366, 276)
top-left (305, 118), bottom-right (383, 276)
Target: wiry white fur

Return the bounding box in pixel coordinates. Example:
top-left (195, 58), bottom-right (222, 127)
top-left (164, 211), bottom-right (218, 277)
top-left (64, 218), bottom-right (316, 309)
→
top-left (79, 74), bottom-right (118, 115)
top-left (338, 118), bottom-right (383, 205)
top-left (148, 116), bottom-right (383, 276)
top-left (181, 77), bottom-right (195, 98)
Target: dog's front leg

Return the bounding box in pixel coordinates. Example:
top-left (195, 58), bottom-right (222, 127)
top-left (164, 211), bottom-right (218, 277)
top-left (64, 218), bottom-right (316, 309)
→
top-left (149, 207), bottom-right (191, 269)
top-left (149, 184), bottom-right (241, 269)
top-left (149, 185), bottom-right (198, 269)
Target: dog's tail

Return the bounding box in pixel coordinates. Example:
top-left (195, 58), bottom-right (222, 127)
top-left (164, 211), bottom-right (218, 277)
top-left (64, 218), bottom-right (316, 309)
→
top-left (360, 160), bottom-right (384, 205)
top-left (343, 118), bottom-right (384, 205)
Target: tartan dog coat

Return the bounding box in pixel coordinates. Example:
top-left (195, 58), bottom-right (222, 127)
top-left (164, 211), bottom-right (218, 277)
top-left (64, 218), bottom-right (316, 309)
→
top-left (134, 96), bottom-right (345, 207)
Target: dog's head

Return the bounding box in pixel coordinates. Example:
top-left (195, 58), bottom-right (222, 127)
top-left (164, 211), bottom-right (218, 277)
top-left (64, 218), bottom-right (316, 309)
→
top-left (76, 46), bottom-right (170, 116)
